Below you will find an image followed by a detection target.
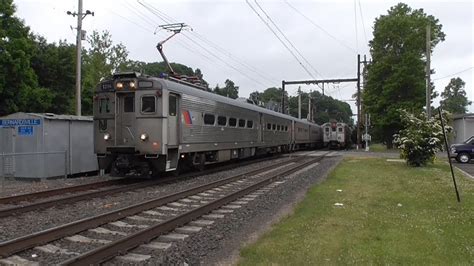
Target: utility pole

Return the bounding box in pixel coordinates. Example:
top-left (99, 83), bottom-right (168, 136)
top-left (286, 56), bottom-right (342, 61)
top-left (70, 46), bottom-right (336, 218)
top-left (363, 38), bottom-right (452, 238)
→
top-left (426, 25), bottom-right (431, 118)
top-left (67, 0), bottom-right (94, 116)
top-left (357, 54), bottom-right (361, 149)
top-left (308, 93), bottom-right (312, 122)
top-left (298, 87), bottom-right (301, 119)
top-left (281, 80), bottom-right (286, 114)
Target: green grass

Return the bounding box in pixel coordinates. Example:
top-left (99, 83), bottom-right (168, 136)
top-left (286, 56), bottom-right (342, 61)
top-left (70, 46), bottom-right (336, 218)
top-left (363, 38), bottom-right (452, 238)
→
top-left (368, 143), bottom-right (397, 153)
top-left (239, 158), bottom-right (474, 265)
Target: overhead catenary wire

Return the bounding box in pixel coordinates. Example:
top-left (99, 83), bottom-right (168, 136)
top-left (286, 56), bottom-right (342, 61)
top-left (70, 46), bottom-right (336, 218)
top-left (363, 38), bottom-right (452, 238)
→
top-left (253, 0), bottom-right (324, 79)
top-left (138, 0), bottom-right (280, 85)
top-left (357, 0), bottom-right (368, 45)
top-left (284, 0), bottom-right (357, 54)
top-left (137, 0), bottom-right (276, 88)
top-left (246, 0), bottom-right (316, 80)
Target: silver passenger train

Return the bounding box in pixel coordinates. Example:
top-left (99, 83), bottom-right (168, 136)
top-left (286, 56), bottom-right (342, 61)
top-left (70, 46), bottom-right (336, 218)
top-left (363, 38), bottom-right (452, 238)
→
top-left (322, 121), bottom-right (352, 149)
top-left (94, 72), bottom-right (323, 176)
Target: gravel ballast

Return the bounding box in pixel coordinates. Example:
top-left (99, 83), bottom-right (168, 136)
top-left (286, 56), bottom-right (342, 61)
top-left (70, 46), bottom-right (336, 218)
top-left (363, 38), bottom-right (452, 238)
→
top-left (2, 153), bottom-right (343, 265)
top-left (0, 156), bottom-right (292, 242)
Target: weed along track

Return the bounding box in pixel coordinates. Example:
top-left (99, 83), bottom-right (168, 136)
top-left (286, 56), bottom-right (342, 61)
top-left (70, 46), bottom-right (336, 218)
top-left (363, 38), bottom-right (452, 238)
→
top-left (0, 154), bottom-right (327, 265)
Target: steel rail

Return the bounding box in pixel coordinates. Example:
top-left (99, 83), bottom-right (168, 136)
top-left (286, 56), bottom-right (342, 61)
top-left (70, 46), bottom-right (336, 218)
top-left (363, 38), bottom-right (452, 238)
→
top-left (63, 156), bottom-right (324, 265)
top-left (0, 155), bottom-right (302, 258)
top-left (0, 179), bottom-right (135, 205)
top-left (0, 154), bottom-right (282, 218)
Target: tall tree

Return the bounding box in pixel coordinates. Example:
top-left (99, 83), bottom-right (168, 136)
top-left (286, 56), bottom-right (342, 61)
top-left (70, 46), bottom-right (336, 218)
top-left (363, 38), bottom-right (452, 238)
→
top-left (440, 77), bottom-right (471, 114)
top-left (213, 79), bottom-right (239, 99)
top-left (0, 0), bottom-right (38, 115)
top-left (362, 3), bottom-right (445, 146)
top-left (82, 30), bottom-right (130, 115)
top-left (31, 37), bottom-right (76, 114)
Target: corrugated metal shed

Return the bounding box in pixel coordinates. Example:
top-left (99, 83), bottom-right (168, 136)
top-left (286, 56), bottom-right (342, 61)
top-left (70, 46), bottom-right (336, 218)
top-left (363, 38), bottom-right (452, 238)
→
top-left (0, 113), bottom-right (98, 179)
top-left (452, 113), bottom-right (474, 144)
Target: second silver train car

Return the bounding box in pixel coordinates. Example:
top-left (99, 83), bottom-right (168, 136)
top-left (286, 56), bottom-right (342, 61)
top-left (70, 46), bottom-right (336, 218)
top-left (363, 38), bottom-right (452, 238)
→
top-left (94, 72), bottom-right (323, 176)
top-left (322, 122), bottom-right (352, 149)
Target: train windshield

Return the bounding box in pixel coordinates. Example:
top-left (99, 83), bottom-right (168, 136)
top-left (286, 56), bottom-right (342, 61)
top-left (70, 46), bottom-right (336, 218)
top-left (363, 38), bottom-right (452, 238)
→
top-left (141, 96), bottom-right (156, 113)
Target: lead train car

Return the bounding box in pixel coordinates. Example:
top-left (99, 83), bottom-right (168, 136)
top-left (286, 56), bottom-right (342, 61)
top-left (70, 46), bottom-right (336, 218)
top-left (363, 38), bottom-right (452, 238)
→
top-left (94, 72), bottom-right (323, 176)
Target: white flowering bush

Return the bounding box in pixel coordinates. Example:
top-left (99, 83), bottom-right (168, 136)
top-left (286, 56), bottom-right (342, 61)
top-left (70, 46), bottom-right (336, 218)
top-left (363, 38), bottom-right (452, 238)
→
top-left (393, 110), bottom-right (451, 167)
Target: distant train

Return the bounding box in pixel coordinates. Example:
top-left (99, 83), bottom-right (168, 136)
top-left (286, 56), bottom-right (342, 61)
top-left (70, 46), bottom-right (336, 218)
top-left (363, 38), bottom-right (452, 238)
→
top-left (322, 122), bottom-right (352, 149)
top-left (94, 72), bottom-right (324, 177)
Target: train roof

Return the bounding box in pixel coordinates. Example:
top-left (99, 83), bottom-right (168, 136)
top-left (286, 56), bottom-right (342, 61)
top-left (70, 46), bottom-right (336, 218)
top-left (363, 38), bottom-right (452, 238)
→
top-left (155, 77), bottom-right (320, 126)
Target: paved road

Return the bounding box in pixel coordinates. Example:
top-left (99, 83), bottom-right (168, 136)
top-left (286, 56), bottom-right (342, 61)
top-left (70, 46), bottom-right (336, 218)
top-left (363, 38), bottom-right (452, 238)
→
top-left (453, 161), bottom-right (474, 179)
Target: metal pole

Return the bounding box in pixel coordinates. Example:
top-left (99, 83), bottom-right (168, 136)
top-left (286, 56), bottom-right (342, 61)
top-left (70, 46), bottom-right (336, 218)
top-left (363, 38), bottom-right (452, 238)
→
top-left (281, 80), bottom-right (285, 114)
top-left (298, 87), bottom-right (301, 119)
top-left (75, 0), bottom-right (83, 116)
top-left (365, 113), bottom-right (369, 151)
top-left (438, 108), bottom-right (460, 202)
top-left (426, 25), bottom-right (431, 118)
top-left (357, 54), bottom-right (361, 149)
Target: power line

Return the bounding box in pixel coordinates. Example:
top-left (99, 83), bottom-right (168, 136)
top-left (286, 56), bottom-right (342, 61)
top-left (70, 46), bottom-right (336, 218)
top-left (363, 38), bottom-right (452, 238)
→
top-left (253, 0), bottom-right (324, 79)
top-left (139, 0), bottom-right (279, 85)
top-left (138, 0), bottom-right (276, 87)
top-left (246, 0), bottom-right (316, 79)
top-left (433, 66), bottom-right (474, 81)
top-left (357, 0), bottom-right (368, 44)
top-left (284, 0), bottom-right (356, 54)
top-left (353, 0), bottom-right (359, 53)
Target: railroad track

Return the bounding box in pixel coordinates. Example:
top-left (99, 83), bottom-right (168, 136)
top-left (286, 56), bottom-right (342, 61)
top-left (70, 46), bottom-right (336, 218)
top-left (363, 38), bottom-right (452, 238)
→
top-left (0, 154), bottom-right (283, 218)
top-left (0, 154), bottom-right (326, 265)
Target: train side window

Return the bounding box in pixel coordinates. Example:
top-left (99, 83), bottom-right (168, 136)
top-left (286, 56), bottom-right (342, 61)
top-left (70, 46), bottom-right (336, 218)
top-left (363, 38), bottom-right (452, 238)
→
top-left (277, 125), bottom-right (281, 131)
top-left (285, 126), bottom-right (288, 131)
top-left (238, 119), bottom-right (246, 128)
top-left (229, 118), bottom-right (237, 127)
top-left (124, 96), bottom-right (134, 112)
top-left (141, 96), bottom-right (156, 113)
top-left (217, 116), bottom-right (227, 126)
top-left (247, 120), bottom-right (253, 128)
top-left (267, 123), bottom-right (271, 130)
top-left (204, 114), bottom-right (215, 125)
top-left (272, 124), bottom-right (276, 130)
top-left (169, 95), bottom-right (177, 116)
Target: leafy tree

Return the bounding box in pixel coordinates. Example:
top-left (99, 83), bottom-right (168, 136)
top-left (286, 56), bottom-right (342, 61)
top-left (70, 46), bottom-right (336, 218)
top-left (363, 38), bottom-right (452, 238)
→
top-left (248, 90), bottom-right (261, 105)
top-left (363, 3), bottom-right (445, 147)
top-left (310, 91), bottom-right (353, 125)
top-left (256, 87), bottom-right (288, 112)
top-left (213, 79), bottom-right (239, 99)
top-left (440, 77), bottom-right (471, 114)
top-left (82, 30), bottom-right (130, 115)
top-left (30, 37), bottom-right (76, 114)
top-left (393, 109), bottom-right (450, 166)
top-left (0, 0), bottom-right (38, 115)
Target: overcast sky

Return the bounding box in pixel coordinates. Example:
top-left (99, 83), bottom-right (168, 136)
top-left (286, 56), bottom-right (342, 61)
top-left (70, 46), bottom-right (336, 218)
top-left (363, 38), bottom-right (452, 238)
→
top-left (15, 0), bottom-right (474, 115)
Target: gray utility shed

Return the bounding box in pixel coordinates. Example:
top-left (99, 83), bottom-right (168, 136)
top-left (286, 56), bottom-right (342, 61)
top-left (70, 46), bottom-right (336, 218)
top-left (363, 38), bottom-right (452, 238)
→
top-left (0, 113), bottom-right (98, 179)
top-left (452, 113), bottom-right (474, 144)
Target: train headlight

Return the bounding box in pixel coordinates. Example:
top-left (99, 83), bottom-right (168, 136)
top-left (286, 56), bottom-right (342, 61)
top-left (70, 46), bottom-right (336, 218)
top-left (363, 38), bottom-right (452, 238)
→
top-left (129, 81), bottom-right (136, 89)
top-left (116, 82), bottom-right (123, 90)
top-left (104, 133), bottom-right (111, 141)
top-left (140, 133), bottom-right (148, 141)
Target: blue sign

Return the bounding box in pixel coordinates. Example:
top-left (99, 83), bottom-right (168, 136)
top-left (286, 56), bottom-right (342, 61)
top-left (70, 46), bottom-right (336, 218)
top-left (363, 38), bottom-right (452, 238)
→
top-left (18, 126), bottom-right (34, 136)
top-left (0, 119), bottom-right (41, 127)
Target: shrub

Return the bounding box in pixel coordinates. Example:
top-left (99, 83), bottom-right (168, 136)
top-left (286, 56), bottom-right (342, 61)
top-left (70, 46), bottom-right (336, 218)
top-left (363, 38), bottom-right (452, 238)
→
top-left (393, 110), bottom-right (450, 167)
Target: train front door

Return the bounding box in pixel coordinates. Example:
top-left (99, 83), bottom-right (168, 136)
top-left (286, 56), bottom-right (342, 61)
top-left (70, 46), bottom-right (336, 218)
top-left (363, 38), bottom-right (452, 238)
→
top-left (167, 93), bottom-right (179, 146)
top-left (116, 93), bottom-right (136, 146)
